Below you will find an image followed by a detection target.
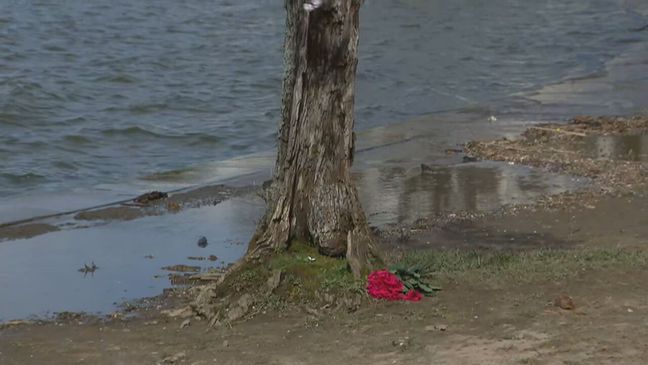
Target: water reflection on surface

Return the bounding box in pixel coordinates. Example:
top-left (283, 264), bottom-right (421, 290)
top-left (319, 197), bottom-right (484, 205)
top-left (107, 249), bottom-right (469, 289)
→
top-left (358, 161), bottom-right (585, 226)
top-left (582, 134), bottom-right (648, 161)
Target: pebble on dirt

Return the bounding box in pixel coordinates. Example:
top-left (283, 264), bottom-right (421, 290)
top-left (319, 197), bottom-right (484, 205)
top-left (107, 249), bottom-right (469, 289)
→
top-left (554, 293), bottom-right (576, 310)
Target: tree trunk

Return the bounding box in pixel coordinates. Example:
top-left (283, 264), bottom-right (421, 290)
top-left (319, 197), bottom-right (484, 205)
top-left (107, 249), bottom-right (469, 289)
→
top-left (247, 0), bottom-right (378, 277)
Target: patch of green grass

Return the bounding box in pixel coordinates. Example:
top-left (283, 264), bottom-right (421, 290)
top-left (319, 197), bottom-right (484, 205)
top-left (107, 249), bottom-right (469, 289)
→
top-left (268, 241), bottom-right (363, 296)
top-left (220, 263), bottom-right (267, 295)
top-left (262, 293), bottom-right (288, 311)
top-left (222, 242), bottom-right (648, 310)
top-left (398, 247), bottom-right (648, 283)
top-left (218, 241), bottom-right (364, 309)
top-left (238, 266), bottom-right (264, 282)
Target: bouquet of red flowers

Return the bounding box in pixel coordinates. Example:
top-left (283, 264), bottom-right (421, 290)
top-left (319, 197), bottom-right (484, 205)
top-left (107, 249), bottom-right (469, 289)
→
top-left (367, 266), bottom-right (440, 302)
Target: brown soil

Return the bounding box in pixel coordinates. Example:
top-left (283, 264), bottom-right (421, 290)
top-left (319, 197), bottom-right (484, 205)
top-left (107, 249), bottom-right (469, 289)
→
top-left (2, 263), bottom-right (647, 364)
top-left (2, 116), bottom-right (648, 364)
top-left (0, 223), bottom-right (60, 241)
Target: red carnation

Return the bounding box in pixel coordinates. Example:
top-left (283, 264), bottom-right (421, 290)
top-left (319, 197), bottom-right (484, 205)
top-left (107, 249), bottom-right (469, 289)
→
top-left (367, 269), bottom-right (423, 302)
top-left (367, 270), bottom-right (404, 301)
top-left (402, 289), bottom-right (422, 302)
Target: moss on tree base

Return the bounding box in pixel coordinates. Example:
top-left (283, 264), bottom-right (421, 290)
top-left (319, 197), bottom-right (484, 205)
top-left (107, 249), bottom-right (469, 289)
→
top-left (191, 241), bottom-right (368, 325)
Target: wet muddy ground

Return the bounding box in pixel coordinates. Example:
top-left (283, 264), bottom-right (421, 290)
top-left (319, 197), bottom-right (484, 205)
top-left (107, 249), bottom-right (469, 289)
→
top-left (1, 116), bottom-right (648, 364)
top-left (9, 270), bottom-right (648, 365)
top-left (0, 159), bottom-right (584, 321)
top-left (0, 116), bottom-right (644, 322)
top-left (2, 196), bottom-right (648, 364)
top-left (0, 111), bottom-right (582, 321)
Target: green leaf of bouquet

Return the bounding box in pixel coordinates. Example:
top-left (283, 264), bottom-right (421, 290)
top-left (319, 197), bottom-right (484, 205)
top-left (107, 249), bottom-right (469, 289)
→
top-left (418, 283), bottom-right (442, 294)
top-left (417, 283), bottom-right (431, 292)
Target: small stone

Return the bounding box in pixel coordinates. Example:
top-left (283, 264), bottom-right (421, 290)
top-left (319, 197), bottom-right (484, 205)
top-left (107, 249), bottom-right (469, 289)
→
top-left (391, 337), bottom-right (412, 351)
top-left (222, 340), bottom-right (229, 348)
top-left (180, 319), bottom-right (191, 329)
top-left (227, 294), bottom-right (253, 322)
top-left (425, 324), bottom-right (448, 332)
top-left (197, 236), bottom-right (208, 248)
top-left (159, 351), bottom-right (186, 364)
top-left (554, 293), bottom-right (575, 310)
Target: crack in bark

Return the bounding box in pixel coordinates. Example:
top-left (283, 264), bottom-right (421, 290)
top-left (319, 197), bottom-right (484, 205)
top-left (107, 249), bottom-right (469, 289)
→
top-left (247, 0), bottom-right (379, 277)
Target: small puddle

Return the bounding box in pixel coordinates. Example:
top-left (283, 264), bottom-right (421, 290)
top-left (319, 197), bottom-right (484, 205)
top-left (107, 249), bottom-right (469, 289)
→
top-left (582, 134), bottom-right (648, 162)
top-left (0, 196), bottom-right (263, 322)
top-left (357, 161), bottom-right (587, 226)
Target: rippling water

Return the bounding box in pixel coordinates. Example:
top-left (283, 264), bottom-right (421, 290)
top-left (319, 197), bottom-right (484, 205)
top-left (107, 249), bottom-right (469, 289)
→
top-left (1, 0), bottom-right (647, 199)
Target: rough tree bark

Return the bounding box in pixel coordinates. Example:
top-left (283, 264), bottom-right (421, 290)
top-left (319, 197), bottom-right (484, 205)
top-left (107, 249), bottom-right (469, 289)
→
top-left (247, 0), bottom-right (379, 277)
